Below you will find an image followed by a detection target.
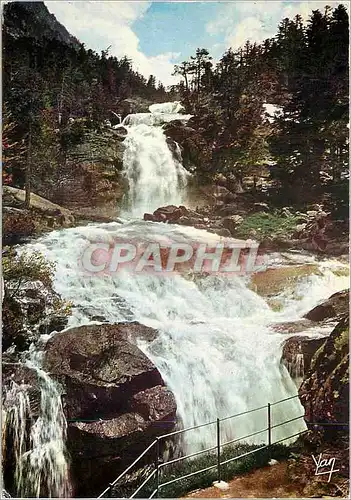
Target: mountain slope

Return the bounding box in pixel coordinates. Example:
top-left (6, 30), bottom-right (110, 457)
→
top-left (2, 1), bottom-right (80, 47)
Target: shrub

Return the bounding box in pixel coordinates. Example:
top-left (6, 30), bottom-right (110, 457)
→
top-left (2, 250), bottom-right (72, 351)
top-left (235, 212), bottom-right (299, 240)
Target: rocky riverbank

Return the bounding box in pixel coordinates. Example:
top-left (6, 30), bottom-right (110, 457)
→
top-left (2, 322), bottom-right (177, 496)
top-left (143, 196), bottom-right (348, 256)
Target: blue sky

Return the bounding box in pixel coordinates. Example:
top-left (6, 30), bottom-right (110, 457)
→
top-left (133, 3), bottom-right (222, 60)
top-left (45, 1), bottom-right (347, 86)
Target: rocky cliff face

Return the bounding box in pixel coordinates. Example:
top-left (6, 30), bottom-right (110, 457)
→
top-left (299, 315), bottom-right (349, 441)
top-left (3, 2), bottom-right (80, 47)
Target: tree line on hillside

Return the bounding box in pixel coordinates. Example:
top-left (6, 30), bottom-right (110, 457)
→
top-left (2, 2), bottom-right (349, 219)
top-left (172, 4), bottom-right (349, 216)
top-left (2, 2), bottom-right (171, 205)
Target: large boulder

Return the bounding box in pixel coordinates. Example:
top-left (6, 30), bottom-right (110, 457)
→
top-left (44, 322), bottom-right (177, 496)
top-left (299, 316), bottom-right (349, 441)
top-left (3, 186), bottom-right (75, 244)
top-left (152, 205), bottom-right (185, 223)
top-left (144, 205), bottom-right (196, 224)
top-left (3, 186), bottom-right (74, 225)
top-left (250, 264), bottom-right (321, 297)
top-left (304, 289), bottom-right (349, 322)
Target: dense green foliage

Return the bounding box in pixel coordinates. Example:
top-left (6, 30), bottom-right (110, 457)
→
top-left (2, 2), bottom-right (171, 196)
top-left (174, 5), bottom-right (349, 211)
top-left (234, 212), bottom-right (300, 240)
top-left (2, 2), bottom-right (348, 218)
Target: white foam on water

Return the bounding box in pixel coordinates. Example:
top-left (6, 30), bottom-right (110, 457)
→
top-left (22, 221), bottom-right (348, 454)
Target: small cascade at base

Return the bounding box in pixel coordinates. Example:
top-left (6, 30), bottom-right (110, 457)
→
top-left (2, 358), bottom-right (71, 498)
top-left (119, 101), bottom-right (191, 217)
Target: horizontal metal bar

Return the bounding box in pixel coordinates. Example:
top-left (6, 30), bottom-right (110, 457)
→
top-left (221, 427), bottom-right (268, 448)
top-left (98, 439), bottom-right (157, 497)
top-left (130, 469), bottom-right (156, 499)
top-left (271, 394), bottom-right (299, 406)
top-left (271, 415), bottom-right (305, 429)
top-left (272, 430), bottom-right (308, 445)
top-left (309, 421), bottom-right (349, 427)
top-left (159, 404), bottom-right (269, 440)
top-left (220, 404), bottom-right (267, 423)
top-left (159, 419), bottom-right (217, 440)
top-left (159, 463), bottom-right (218, 488)
top-left (220, 444), bottom-right (267, 466)
top-left (98, 393), bottom-right (308, 496)
top-left (159, 444), bottom-right (217, 469)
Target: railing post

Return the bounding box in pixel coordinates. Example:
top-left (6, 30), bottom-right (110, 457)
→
top-left (267, 403), bottom-right (272, 449)
top-left (108, 483), bottom-right (113, 497)
top-left (217, 418), bottom-right (221, 483)
top-left (155, 437), bottom-right (160, 498)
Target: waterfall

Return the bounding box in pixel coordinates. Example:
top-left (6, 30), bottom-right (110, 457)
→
top-left (22, 221), bottom-right (349, 454)
top-left (2, 356), bottom-right (71, 498)
top-left (119, 101), bottom-right (191, 217)
top-left (285, 353), bottom-right (305, 388)
top-left (4, 100), bottom-right (348, 495)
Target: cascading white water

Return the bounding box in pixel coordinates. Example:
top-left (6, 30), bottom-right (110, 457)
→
top-left (2, 355), bottom-right (70, 497)
top-left (22, 221), bottom-right (349, 454)
top-left (119, 102), bottom-right (191, 217)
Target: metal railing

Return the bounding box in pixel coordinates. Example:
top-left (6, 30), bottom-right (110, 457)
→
top-left (98, 394), bottom-right (313, 498)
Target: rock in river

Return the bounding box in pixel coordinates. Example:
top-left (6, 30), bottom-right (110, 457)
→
top-left (44, 322), bottom-right (177, 496)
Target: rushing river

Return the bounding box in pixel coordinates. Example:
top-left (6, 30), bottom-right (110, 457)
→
top-left (3, 102), bottom-right (349, 496)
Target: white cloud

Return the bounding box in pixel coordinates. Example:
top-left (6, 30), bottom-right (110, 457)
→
top-left (45, 1), bottom-right (180, 86)
top-left (207, 1), bottom-right (348, 50)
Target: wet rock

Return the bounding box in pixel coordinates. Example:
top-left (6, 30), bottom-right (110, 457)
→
top-left (143, 213), bottom-right (154, 222)
top-left (3, 186), bottom-right (76, 244)
top-left (324, 241), bottom-right (349, 256)
top-left (112, 126), bottom-right (128, 139)
top-left (304, 290), bottom-right (349, 322)
top-left (130, 386), bottom-right (176, 421)
top-left (2, 294), bottom-right (28, 351)
top-left (178, 215), bottom-right (203, 226)
top-left (250, 264), bottom-right (321, 297)
top-left (281, 335), bottom-right (328, 382)
top-left (299, 316), bottom-right (349, 441)
top-left (43, 322), bottom-right (176, 496)
top-left (153, 205), bottom-right (184, 222)
top-left (208, 227), bottom-right (231, 238)
top-left (2, 363), bottom-right (41, 417)
top-left (271, 319), bottom-right (315, 334)
top-left (144, 205), bottom-right (193, 224)
top-left (44, 322), bottom-right (161, 420)
top-left (163, 120), bottom-right (210, 171)
top-left (163, 121), bottom-right (196, 143)
top-left (116, 98), bottom-right (152, 117)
